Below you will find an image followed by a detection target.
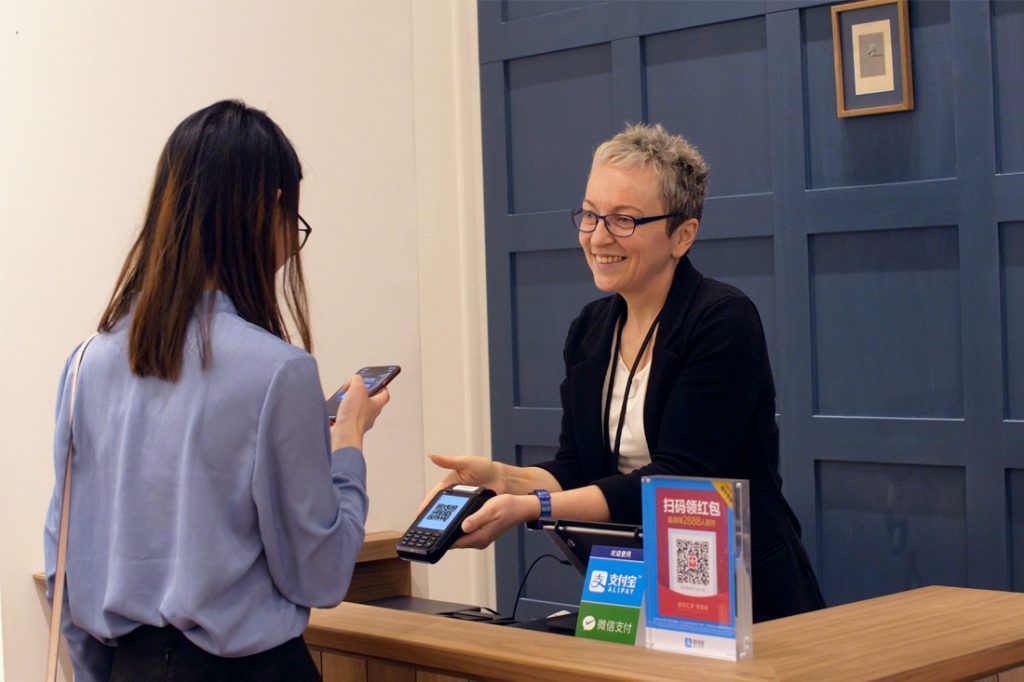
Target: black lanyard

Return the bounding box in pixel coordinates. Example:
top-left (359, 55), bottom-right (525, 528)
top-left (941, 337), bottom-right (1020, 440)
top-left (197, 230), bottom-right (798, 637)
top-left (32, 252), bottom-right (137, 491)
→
top-left (603, 311), bottom-right (662, 458)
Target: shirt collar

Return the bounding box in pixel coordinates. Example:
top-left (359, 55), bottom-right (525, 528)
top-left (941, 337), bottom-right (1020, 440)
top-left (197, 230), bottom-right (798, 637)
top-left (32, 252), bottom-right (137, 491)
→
top-left (204, 289), bottom-right (238, 316)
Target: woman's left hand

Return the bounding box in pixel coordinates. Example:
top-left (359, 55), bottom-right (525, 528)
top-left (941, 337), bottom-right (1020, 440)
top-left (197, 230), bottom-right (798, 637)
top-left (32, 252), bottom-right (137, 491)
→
top-left (451, 494), bottom-right (540, 550)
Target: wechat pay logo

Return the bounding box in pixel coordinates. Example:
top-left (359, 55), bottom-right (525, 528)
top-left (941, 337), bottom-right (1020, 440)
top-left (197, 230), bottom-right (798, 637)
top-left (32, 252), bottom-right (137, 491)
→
top-left (589, 570), bottom-right (608, 593)
top-left (581, 615), bottom-right (597, 631)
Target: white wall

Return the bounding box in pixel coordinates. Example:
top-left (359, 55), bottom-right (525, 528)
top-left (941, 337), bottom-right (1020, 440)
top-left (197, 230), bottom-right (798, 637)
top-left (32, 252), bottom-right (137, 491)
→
top-left (411, 1), bottom-right (494, 606)
top-left (0, 1), bottom-right (489, 679)
top-left (0, 579), bottom-right (4, 682)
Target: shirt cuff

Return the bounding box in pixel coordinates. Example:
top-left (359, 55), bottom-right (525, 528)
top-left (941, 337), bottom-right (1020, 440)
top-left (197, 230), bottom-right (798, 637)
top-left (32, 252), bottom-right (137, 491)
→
top-left (329, 446), bottom-right (367, 483)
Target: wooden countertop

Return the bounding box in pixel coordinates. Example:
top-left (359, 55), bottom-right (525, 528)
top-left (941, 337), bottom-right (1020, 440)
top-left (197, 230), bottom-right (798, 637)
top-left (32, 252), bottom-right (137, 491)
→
top-left (354, 530), bottom-right (403, 563)
top-left (307, 585), bottom-right (1024, 681)
top-left (33, 530), bottom-right (407, 599)
top-left (37, 532), bottom-right (1024, 680)
top-left (33, 530), bottom-right (403, 586)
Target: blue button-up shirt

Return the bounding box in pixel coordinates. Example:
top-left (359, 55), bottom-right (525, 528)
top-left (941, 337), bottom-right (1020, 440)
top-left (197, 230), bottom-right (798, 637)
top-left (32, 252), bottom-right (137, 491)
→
top-left (44, 292), bottom-right (368, 681)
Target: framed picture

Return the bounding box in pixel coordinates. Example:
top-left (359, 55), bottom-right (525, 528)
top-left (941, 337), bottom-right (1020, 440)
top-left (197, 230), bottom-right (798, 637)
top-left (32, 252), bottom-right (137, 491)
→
top-left (831, 0), bottom-right (914, 118)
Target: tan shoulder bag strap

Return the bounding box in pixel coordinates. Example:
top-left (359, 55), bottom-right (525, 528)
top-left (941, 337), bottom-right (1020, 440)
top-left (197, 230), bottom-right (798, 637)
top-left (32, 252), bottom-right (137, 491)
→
top-left (46, 332), bottom-right (99, 682)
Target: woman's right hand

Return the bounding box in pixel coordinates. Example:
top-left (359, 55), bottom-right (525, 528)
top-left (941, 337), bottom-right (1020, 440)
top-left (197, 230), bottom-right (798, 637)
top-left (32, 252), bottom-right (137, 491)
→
top-left (330, 374), bottom-right (390, 452)
top-left (417, 455), bottom-right (508, 514)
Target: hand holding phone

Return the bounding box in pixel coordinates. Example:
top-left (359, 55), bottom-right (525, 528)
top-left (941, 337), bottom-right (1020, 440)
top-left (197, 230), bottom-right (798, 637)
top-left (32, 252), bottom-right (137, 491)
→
top-left (328, 367), bottom-right (396, 452)
top-left (326, 366), bottom-right (401, 424)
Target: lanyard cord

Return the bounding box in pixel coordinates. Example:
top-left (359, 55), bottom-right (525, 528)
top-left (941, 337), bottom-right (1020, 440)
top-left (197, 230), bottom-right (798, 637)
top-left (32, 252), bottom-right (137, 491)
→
top-left (602, 311), bottom-right (662, 458)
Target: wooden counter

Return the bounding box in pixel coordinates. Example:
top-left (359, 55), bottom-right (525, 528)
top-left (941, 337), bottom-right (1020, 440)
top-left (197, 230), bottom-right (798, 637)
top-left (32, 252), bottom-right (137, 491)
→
top-left (37, 531), bottom-right (1024, 681)
top-left (306, 535), bottom-right (1024, 682)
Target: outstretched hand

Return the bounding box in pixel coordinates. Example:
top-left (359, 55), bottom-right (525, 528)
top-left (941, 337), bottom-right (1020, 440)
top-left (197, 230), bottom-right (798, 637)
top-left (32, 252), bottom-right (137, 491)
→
top-left (417, 454), bottom-right (507, 515)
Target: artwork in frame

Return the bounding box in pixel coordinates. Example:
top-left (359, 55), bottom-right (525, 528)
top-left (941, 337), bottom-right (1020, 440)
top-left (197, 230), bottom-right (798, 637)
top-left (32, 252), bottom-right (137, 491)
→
top-left (831, 0), bottom-right (914, 118)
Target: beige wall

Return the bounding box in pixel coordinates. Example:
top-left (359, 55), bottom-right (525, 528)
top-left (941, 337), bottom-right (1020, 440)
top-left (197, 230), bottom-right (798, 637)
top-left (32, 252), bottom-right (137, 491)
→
top-left (0, 1), bottom-right (490, 679)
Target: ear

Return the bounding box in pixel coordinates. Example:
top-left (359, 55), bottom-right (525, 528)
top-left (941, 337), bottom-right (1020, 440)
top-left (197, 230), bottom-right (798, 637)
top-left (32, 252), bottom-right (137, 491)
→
top-left (671, 218), bottom-right (699, 259)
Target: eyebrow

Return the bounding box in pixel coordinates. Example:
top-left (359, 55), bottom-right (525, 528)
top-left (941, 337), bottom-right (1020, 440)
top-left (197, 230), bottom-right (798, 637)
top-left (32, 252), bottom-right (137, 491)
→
top-left (581, 198), bottom-right (647, 215)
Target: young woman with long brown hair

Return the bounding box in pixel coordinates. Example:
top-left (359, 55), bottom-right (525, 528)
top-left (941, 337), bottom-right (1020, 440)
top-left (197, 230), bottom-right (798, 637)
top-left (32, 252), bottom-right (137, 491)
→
top-left (44, 100), bottom-right (386, 681)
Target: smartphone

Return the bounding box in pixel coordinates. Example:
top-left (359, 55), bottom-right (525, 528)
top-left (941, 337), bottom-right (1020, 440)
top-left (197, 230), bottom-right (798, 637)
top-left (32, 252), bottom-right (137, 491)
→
top-left (326, 365), bottom-right (401, 423)
top-left (397, 485), bottom-right (496, 564)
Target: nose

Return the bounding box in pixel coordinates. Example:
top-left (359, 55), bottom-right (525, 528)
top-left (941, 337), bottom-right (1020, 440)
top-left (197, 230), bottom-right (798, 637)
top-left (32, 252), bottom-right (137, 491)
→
top-left (591, 217), bottom-right (617, 245)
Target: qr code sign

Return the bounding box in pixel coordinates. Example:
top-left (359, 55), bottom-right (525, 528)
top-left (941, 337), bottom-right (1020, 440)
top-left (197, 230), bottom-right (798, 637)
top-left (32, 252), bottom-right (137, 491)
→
top-left (668, 528), bottom-right (717, 597)
top-left (426, 503), bottom-right (459, 523)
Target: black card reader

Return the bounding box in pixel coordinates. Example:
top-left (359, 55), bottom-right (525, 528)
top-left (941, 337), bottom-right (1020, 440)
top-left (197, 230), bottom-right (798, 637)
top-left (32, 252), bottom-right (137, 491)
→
top-left (397, 484), bottom-right (496, 564)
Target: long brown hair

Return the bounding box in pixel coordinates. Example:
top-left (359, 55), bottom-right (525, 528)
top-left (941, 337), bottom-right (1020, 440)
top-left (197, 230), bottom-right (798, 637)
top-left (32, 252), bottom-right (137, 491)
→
top-left (99, 100), bottom-right (312, 381)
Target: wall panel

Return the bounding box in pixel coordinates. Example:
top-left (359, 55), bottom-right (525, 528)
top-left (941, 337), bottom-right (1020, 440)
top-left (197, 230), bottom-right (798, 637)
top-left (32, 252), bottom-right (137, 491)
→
top-left (817, 461), bottom-right (967, 605)
top-left (644, 17), bottom-right (771, 198)
top-left (1002, 222), bottom-right (1024, 420)
top-left (1011, 468), bottom-right (1024, 590)
top-left (992, 1), bottom-right (1024, 174)
top-left (809, 226), bottom-right (963, 418)
top-left (507, 45), bottom-right (614, 214)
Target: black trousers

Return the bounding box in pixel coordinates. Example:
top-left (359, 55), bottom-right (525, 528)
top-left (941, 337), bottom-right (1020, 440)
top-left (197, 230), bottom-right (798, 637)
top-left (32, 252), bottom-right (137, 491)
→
top-left (109, 625), bottom-right (321, 682)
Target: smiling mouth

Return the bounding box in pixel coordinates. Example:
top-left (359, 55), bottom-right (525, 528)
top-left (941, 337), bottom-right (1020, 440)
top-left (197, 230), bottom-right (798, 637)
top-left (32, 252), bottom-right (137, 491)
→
top-left (594, 255), bottom-right (626, 264)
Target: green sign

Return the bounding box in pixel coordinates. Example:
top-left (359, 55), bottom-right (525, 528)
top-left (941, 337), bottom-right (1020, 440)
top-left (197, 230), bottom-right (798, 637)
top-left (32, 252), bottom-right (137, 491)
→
top-left (576, 601), bottom-right (641, 644)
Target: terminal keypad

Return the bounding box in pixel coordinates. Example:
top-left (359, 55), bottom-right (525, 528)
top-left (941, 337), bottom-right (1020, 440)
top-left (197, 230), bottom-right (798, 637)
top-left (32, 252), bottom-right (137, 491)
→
top-left (402, 529), bottom-right (440, 549)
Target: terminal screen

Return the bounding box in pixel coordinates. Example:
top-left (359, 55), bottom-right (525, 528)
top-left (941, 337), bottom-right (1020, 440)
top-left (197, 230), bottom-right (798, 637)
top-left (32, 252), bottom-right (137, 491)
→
top-left (418, 494), bottom-right (470, 531)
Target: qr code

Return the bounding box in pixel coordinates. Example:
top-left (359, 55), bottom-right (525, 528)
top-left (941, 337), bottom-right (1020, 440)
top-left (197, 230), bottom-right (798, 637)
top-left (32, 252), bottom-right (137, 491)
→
top-left (426, 503), bottom-right (459, 523)
top-left (675, 538), bottom-right (711, 588)
top-left (668, 528), bottom-right (717, 597)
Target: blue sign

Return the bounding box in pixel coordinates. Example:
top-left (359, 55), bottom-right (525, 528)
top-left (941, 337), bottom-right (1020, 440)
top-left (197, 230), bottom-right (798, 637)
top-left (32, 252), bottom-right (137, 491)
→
top-left (581, 546), bottom-right (646, 608)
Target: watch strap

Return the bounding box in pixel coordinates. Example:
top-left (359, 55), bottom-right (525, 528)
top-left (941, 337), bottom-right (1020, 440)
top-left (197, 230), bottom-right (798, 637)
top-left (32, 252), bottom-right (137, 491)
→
top-left (531, 489), bottom-right (552, 519)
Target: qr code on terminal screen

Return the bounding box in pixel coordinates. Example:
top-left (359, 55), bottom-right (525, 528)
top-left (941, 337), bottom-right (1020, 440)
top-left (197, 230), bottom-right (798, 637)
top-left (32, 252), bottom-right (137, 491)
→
top-left (426, 503), bottom-right (459, 523)
top-left (675, 538), bottom-right (711, 588)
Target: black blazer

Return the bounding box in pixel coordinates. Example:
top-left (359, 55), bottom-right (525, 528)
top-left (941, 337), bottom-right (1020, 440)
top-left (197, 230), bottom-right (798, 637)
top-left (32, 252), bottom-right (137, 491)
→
top-left (536, 256), bottom-right (825, 621)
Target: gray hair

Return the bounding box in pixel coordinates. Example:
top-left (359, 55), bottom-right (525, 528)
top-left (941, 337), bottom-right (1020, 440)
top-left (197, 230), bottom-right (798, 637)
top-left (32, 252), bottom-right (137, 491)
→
top-left (592, 123), bottom-right (709, 232)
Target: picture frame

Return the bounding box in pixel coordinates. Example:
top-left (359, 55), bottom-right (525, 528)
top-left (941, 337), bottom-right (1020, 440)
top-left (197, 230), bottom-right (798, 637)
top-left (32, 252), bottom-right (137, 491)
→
top-left (831, 0), bottom-right (914, 118)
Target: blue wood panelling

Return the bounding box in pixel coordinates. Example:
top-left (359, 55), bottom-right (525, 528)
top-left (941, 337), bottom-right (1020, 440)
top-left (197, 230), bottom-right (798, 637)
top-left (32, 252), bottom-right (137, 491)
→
top-left (992, 1), bottom-right (1024, 174)
top-left (816, 461), bottom-right (967, 605)
top-left (688, 237), bottom-right (777, 368)
top-left (802, 2), bottom-right (956, 189)
top-left (507, 45), bottom-right (614, 213)
top-left (644, 17), bottom-right (772, 198)
top-left (503, 0), bottom-right (606, 23)
top-left (804, 180), bottom-right (958, 234)
top-left (1001, 222), bottom-right (1024, 419)
top-left (1011, 468), bottom-right (1024, 589)
top-left (950, 0), bottom-right (1004, 591)
top-left (479, 0), bottom-right (1024, 615)
top-left (512, 249), bottom-right (597, 407)
top-left (809, 226), bottom-right (963, 418)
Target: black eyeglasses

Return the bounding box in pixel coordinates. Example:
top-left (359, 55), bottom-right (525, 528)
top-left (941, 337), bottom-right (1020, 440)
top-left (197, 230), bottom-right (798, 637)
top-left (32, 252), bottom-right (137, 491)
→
top-left (571, 208), bottom-right (687, 237)
top-left (298, 214), bottom-right (312, 250)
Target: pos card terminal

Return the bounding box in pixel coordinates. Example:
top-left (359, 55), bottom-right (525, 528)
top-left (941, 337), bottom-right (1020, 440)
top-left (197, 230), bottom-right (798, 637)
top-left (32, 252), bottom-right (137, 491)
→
top-left (397, 485), bottom-right (495, 564)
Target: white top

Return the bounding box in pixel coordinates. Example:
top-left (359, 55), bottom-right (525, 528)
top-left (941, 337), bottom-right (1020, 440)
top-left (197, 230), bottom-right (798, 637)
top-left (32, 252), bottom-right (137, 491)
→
top-left (604, 347), bottom-right (653, 475)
